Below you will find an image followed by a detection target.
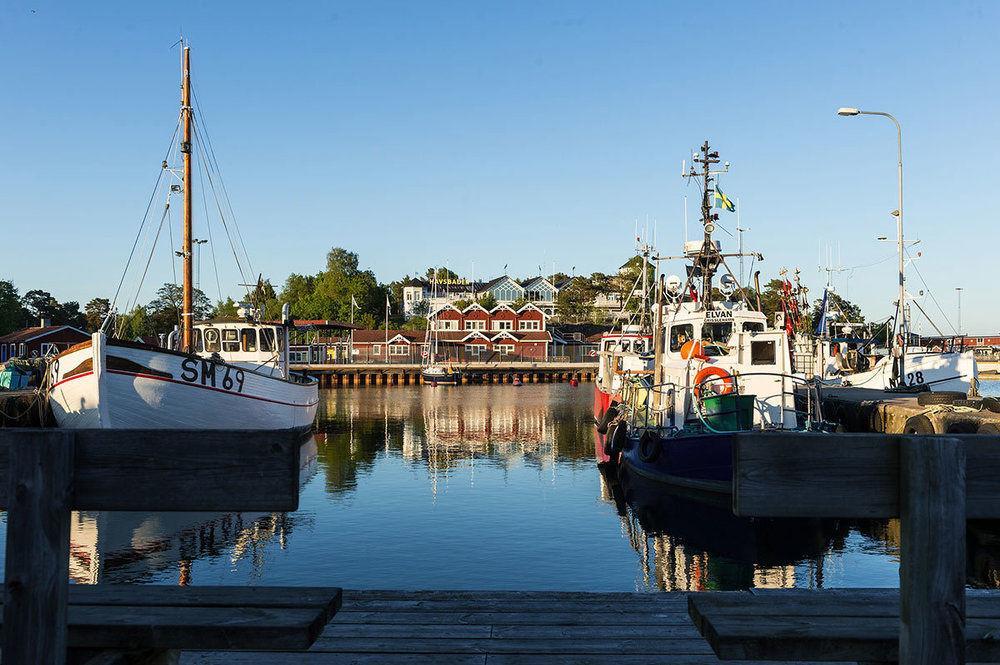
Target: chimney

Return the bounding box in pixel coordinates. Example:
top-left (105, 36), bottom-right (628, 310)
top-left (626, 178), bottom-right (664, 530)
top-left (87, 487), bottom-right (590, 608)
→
top-left (40, 317), bottom-right (51, 328)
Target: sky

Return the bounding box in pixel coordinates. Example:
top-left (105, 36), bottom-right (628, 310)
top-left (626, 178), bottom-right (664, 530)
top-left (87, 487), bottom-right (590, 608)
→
top-left (2, 1), bottom-right (998, 332)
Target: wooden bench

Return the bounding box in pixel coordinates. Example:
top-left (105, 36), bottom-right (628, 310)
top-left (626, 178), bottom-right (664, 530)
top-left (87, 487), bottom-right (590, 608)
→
top-left (687, 432), bottom-right (1000, 665)
top-left (0, 429), bottom-right (342, 665)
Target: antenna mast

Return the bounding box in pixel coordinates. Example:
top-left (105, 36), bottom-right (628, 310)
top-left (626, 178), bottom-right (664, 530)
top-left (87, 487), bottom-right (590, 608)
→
top-left (683, 141), bottom-right (728, 309)
top-left (180, 44), bottom-right (194, 352)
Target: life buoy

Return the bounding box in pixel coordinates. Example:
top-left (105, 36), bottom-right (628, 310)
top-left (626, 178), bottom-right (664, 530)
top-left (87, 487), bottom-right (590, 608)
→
top-left (693, 366), bottom-right (735, 400)
top-left (680, 340), bottom-right (709, 361)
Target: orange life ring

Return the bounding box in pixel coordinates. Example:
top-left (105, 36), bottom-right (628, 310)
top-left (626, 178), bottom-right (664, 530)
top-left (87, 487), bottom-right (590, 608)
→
top-left (693, 366), bottom-right (735, 400)
top-left (680, 340), bottom-right (709, 361)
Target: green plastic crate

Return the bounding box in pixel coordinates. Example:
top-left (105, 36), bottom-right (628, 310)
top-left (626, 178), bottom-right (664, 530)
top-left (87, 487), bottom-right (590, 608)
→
top-left (702, 393), bottom-right (755, 431)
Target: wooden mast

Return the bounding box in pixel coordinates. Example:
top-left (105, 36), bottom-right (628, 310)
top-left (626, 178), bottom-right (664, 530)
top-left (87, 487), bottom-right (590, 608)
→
top-left (181, 45), bottom-right (194, 352)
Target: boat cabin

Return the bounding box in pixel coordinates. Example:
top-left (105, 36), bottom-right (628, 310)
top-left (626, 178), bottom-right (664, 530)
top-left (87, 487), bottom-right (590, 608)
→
top-left (166, 319), bottom-right (289, 377)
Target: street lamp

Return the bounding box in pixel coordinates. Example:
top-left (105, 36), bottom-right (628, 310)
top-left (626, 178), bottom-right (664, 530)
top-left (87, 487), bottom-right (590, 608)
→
top-left (192, 239), bottom-right (208, 290)
top-left (838, 106), bottom-right (906, 384)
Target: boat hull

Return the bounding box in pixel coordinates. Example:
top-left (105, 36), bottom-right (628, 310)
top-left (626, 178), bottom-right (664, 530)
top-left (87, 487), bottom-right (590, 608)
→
top-left (620, 430), bottom-right (739, 496)
top-left (48, 336), bottom-right (318, 430)
top-left (421, 369), bottom-right (462, 385)
top-left (834, 350), bottom-right (977, 393)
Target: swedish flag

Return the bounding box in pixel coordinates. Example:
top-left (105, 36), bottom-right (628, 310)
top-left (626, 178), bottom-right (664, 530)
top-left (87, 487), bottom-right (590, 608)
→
top-left (714, 187), bottom-right (736, 212)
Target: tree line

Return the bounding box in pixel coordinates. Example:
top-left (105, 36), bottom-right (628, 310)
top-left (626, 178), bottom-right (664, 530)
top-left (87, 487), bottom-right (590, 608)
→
top-left (1, 247), bottom-right (866, 340)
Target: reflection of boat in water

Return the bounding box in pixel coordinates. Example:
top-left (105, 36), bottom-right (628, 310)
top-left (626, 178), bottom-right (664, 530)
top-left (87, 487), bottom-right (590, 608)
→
top-left (69, 438), bottom-right (318, 584)
top-left (604, 464), bottom-right (846, 591)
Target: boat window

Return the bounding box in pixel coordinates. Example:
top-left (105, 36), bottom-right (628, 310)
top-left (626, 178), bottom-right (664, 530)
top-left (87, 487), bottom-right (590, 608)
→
top-left (669, 324), bottom-right (695, 352)
top-left (222, 328), bottom-right (239, 353)
top-left (192, 329), bottom-right (204, 352)
top-left (260, 328), bottom-right (276, 352)
top-left (204, 328), bottom-right (221, 353)
top-left (241, 328), bottom-right (257, 352)
top-left (742, 322), bottom-right (765, 333)
top-left (277, 330), bottom-right (285, 352)
top-left (620, 340), bottom-right (631, 353)
top-left (751, 340), bottom-right (776, 365)
top-left (703, 322), bottom-right (733, 345)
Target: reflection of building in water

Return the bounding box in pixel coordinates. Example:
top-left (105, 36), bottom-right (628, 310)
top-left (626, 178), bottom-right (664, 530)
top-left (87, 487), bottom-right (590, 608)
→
top-left (69, 440), bottom-right (318, 584)
top-left (605, 468), bottom-right (840, 592)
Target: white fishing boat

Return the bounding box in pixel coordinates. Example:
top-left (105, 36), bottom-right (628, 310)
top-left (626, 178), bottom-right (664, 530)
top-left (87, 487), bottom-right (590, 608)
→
top-left (48, 44), bottom-right (318, 430)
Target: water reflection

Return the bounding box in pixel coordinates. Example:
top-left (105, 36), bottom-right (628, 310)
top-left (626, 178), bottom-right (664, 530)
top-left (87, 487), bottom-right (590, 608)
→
top-left (68, 439), bottom-right (318, 584)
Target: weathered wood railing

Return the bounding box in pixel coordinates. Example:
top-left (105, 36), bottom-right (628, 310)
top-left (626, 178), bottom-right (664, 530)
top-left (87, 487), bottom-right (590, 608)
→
top-left (729, 432), bottom-right (1000, 664)
top-left (0, 428), bottom-right (302, 665)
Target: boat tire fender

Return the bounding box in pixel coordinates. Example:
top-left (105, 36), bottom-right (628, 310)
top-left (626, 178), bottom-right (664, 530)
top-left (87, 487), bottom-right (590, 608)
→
top-left (595, 405), bottom-right (620, 434)
top-left (609, 422), bottom-right (629, 454)
top-left (638, 430), bottom-right (661, 463)
top-left (978, 422), bottom-right (1000, 435)
top-left (982, 397), bottom-right (1000, 414)
top-left (902, 414), bottom-right (936, 435)
top-left (916, 391), bottom-right (966, 406)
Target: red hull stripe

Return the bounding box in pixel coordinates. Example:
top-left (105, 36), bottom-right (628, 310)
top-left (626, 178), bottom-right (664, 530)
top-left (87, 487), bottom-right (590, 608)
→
top-left (51, 369), bottom-right (318, 408)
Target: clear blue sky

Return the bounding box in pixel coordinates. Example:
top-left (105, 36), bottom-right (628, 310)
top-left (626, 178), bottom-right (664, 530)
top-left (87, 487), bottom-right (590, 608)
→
top-left (3, 1), bottom-right (998, 332)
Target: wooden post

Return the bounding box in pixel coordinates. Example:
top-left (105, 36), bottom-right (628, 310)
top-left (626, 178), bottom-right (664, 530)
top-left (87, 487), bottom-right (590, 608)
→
top-left (3, 430), bottom-right (74, 665)
top-left (899, 436), bottom-right (966, 665)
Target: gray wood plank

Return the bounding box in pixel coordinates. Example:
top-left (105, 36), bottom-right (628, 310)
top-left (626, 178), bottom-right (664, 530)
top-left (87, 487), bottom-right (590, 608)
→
top-left (69, 586), bottom-right (341, 616)
top-left (733, 432), bottom-right (1000, 519)
top-left (486, 624), bottom-right (704, 639)
top-left (899, 437), bottom-right (966, 665)
top-left (306, 637), bottom-right (716, 655)
top-left (66, 605), bottom-right (327, 650)
top-left (3, 430), bottom-right (74, 665)
top-left (0, 429), bottom-right (302, 512)
top-left (340, 590), bottom-right (671, 601)
top-left (340, 598), bottom-right (686, 612)
top-left (318, 624), bottom-right (494, 639)
top-left (181, 653), bottom-right (487, 664)
top-left (328, 610), bottom-right (695, 625)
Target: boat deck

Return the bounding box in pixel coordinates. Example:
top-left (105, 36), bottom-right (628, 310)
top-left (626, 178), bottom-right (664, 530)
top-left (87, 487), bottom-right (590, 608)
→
top-left (179, 589), bottom-right (846, 664)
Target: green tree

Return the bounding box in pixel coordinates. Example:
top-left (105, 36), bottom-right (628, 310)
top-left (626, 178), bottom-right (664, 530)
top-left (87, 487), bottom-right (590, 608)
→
top-left (811, 291), bottom-right (864, 332)
top-left (146, 283), bottom-right (212, 335)
top-left (477, 292), bottom-right (498, 310)
top-left (118, 306), bottom-right (153, 340)
top-left (83, 298), bottom-right (110, 332)
top-left (556, 278), bottom-right (595, 323)
top-left (21, 289), bottom-right (60, 324)
top-left (412, 299), bottom-right (430, 318)
top-left (452, 299), bottom-right (472, 310)
top-left (0, 280), bottom-right (25, 335)
top-left (402, 316), bottom-right (428, 331)
top-left (424, 266), bottom-right (459, 282)
top-left (212, 297), bottom-right (240, 318)
top-left (509, 296), bottom-right (529, 310)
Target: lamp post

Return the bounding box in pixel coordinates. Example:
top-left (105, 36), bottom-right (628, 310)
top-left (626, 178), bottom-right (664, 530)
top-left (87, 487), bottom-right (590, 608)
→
top-left (192, 238), bottom-right (208, 289)
top-left (838, 107), bottom-right (906, 384)
top-left (955, 287), bottom-right (963, 337)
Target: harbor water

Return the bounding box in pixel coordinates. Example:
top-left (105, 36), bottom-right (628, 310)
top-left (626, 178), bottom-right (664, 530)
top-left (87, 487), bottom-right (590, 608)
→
top-left (1, 381), bottom-right (998, 590)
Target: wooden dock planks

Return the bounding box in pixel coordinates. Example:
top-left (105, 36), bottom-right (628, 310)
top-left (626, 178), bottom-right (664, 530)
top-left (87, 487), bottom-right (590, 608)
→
top-left (179, 590), bottom-right (851, 664)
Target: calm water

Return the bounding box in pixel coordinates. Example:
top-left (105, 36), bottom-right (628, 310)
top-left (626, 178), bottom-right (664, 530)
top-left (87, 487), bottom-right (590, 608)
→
top-left (2, 381), bottom-right (999, 590)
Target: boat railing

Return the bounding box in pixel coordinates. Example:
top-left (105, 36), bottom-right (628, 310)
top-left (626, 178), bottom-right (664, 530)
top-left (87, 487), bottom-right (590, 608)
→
top-left (691, 371), bottom-right (825, 433)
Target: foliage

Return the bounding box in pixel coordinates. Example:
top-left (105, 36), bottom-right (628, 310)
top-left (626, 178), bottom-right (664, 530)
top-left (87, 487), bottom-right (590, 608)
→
top-left (424, 266), bottom-right (459, 283)
top-left (811, 290), bottom-right (864, 331)
top-left (452, 299), bottom-right (472, 310)
top-left (402, 316), bottom-right (428, 331)
top-left (509, 296), bottom-right (529, 310)
top-left (280, 247), bottom-right (391, 326)
top-left (476, 293), bottom-right (498, 310)
top-left (556, 279), bottom-right (595, 323)
top-left (412, 299), bottom-right (430, 318)
top-left (0, 281), bottom-right (25, 336)
top-left (146, 283), bottom-right (212, 334)
top-left (212, 297), bottom-right (240, 318)
top-left (83, 298), bottom-right (110, 332)
top-left (117, 306), bottom-right (152, 340)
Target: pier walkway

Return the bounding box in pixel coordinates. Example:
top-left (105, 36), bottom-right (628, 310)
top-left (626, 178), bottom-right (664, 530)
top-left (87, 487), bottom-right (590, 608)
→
top-left (179, 589), bottom-right (841, 664)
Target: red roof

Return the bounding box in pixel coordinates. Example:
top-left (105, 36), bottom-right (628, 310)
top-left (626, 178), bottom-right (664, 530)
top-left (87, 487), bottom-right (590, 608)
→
top-left (0, 325), bottom-right (89, 345)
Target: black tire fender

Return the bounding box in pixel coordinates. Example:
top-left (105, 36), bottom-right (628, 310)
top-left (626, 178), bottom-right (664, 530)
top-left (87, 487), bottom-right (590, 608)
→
top-left (903, 414), bottom-right (936, 435)
top-left (638, 430), bottom-right (661, 463)
top-left (609, 422), bottom-right (629, 454)
top-left (978, 422), bottom-right (1000, 435)
top-left (917, 391), bottom-right (966, 406)
top-left (595, 405), bottom-right (619, 435)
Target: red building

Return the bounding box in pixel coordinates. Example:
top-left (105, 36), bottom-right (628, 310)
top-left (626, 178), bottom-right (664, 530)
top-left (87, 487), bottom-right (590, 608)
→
top-left (0, 322), bottom-right (90, 362)
top-left (349, 304), bottom-right (551, 363)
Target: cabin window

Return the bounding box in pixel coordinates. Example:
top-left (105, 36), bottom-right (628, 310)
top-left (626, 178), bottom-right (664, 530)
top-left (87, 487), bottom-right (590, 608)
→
top-left (751, 340), bottom-right (776, 365)
top-left (203, 328), bottom-right (220, 353)
top-left (703, 322), bottom-right (733, 345)
top-left (494, 320), bottom-right (513, 330)
top-left (465, 320), bottom-right (486, 330)
top-left (222, 328), bottom-right (239, 353)
top-left (519, 320), bottom-right (540, 331)
top-left (390, 344), bottom-right (408, 356)
top-left (260, 328), bottom-right (276, 352)
top-left (240, 329), bottom-right (257, 352)
top-left (495, 344), bottom-right (515, 354)
top-left (669, 324), bottom-right (695, 352)
top-left (372, 344), bottom-right (381, 355)
top-left (742, 322), bottom-right (765, 333)
top-left (620, 340), bottom-right (631, 352)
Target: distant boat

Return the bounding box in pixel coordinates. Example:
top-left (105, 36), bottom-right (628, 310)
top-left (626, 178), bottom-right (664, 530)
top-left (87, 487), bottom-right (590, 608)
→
top-left (48, 44), bottom-right (318, 430)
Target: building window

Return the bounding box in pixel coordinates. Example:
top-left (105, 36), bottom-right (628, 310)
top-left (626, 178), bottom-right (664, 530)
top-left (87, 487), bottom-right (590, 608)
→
top-left (519, 320), bottom-right (540, 331)
top-left (494, 320), bottom-right (513, 330)
top-left (40, 342), bottom-right (56, 356)
top-left (464, 344), bottom-right (487, 357)
top-left (465, 320), bottom-right (486, 330)
top-left (437, 320), bottom-right (457, 331)
top-left (372, 344), bottom-right (381, 355)
top-left (495, 344), bottom-right (515, 355)
top-left (19, 343), bottom-right (26, 357)
top-left (390, 344), bottom-right (408, 356)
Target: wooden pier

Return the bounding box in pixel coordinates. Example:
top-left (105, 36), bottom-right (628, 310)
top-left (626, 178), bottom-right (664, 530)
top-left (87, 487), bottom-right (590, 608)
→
top-left (292, 363), bottom-right (597, 388)
top-left (179, 589), bottom-right (837, 664)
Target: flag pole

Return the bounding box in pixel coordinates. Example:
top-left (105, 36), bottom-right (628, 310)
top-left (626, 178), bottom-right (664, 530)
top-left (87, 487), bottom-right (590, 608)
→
top-left (385, 295), bottom-right (389, 364)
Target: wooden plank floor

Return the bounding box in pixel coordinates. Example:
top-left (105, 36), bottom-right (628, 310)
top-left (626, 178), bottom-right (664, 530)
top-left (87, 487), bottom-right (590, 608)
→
top-left (179, 590), bottom-right (851, 664)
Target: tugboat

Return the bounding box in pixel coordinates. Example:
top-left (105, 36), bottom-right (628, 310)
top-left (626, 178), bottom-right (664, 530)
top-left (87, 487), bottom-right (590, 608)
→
top-left (606, 142), bottom-right (824, 494)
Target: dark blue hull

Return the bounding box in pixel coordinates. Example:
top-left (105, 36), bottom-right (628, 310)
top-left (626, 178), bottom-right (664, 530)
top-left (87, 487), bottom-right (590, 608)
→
top-left (621, 431), bottom-right (738, 495)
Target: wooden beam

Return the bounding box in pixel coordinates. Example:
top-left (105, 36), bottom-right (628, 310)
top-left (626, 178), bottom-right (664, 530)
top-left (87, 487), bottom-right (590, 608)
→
top-left (732, 432), bottom-right (999, 518)
top-left (0, 429), bottom-right (302, 512)
top-left (3, 430), bottom-right (74, 665)
top-left (899, 437), bottom-right (966, 665)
